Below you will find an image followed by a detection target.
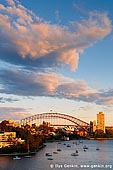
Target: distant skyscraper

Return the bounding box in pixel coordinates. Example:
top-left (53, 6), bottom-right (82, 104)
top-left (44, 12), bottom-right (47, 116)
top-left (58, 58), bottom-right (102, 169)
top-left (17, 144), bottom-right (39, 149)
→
top-left (90, 120), bottom-right (97, 133)
top-left (97, 112), bottom-right (105, 133)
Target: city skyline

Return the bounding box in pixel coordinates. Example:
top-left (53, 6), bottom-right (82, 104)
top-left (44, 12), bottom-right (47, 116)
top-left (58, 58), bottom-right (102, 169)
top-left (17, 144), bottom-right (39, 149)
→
top-left (0, 0), bottom-right (113, 125)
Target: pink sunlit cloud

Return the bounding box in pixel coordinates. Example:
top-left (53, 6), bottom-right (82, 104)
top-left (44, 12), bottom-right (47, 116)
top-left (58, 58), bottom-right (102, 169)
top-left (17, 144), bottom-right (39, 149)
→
top-left (0, 0), bottom-right (112, 71)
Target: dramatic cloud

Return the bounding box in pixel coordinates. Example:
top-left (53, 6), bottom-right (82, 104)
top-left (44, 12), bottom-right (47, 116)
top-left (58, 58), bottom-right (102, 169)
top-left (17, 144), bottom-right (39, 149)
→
top-left (0, 0), bottom-right (112, 71)
top-left (0, 69), bottom-right (72, 96)
top-left (0, 107), bottom-right (31, 121)
top-left (0, 0), bottom-right (113, 110)
top-left (0, 68), bottom-right (113, 105)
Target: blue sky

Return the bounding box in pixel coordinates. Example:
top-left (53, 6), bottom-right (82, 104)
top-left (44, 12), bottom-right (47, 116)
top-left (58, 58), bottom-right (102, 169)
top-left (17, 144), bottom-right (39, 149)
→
top-left (0, 0), bottom-right (113, 125)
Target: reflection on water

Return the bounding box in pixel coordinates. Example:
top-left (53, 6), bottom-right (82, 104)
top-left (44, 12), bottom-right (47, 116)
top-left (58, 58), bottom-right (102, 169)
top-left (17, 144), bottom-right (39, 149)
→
top-left (0, 140), bottom-right (113, 170)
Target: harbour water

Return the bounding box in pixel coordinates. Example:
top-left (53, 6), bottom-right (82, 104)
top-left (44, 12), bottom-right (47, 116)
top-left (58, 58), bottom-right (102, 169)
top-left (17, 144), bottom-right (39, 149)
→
top-left (0, 140), bottom-right (113, 170)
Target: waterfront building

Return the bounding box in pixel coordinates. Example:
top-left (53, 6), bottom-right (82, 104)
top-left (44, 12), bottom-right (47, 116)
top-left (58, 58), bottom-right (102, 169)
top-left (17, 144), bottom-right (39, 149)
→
top-left (0, 132), bottom-right (24, 148)
top-left (74, 128), bottom-right (87, 136)
top-left (97, 112), bottom-right (105, 133)
top-left (0, 141), bottom-right (12, 148)
top-left (3, 119), bottom-right (21, 127)
top-left (0, 132), bottom-right (16, 141)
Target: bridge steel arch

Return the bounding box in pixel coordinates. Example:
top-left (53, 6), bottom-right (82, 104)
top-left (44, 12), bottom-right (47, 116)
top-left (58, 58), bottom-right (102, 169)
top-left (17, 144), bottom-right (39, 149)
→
top-left (20, 112), bottom-right (90, 131)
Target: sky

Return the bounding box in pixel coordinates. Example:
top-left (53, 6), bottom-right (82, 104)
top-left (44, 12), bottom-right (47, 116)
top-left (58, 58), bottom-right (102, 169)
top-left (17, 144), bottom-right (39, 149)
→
top-left (0, 0), bottom-right (113, 125)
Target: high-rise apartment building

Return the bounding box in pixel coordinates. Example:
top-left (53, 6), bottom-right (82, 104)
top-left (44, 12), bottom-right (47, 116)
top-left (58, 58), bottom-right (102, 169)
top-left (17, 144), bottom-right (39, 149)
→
top-left (90, 120), bottom-right (97, 133)
top-left (97, 112), bottom-right (105, 133)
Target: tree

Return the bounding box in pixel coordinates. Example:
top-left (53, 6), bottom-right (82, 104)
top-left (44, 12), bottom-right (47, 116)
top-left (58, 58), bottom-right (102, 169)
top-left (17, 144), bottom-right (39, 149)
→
top-left (95, 129), bottom-right (105, 138)
top-left (0, 120), bottom-right (9, 131)
top-left (106, 129), bottom-right (113, 137)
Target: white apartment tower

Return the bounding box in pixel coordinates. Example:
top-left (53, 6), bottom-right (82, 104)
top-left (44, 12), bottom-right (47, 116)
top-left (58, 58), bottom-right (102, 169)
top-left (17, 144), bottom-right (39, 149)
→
top-left (97, 112), bottom-right (105, 133)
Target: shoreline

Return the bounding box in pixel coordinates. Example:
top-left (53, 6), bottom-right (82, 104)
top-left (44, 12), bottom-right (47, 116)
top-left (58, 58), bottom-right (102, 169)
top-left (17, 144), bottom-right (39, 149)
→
top-left (90, 137), bottom-right (113, 140)
top-left (0, 144), bottom-right (46, 157)
top-left (0, 152), bottom-right (36, 157)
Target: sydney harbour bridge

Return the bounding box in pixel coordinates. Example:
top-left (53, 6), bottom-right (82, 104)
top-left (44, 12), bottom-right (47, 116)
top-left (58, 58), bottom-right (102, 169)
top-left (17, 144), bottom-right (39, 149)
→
top-left (20, 112), bottom-right (90, 132)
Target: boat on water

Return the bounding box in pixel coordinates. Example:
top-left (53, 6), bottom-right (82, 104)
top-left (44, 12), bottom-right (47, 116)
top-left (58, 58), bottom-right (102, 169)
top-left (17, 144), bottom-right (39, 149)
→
top-left (71, 152), bottom-right (79, 156)
top-left (96, 147), bottom-right (100, 151)
top-left (24, 155), bottom-right (32, 158)
top-left (58, 142), bottom-right (61, 144)
top-left (71, 150), bottom-right (79, 156)
top-left (56, 142), bottom-right (61, 151)
top-left (53, 151), bottom-right (58, 154)
top-left (45, 153), bottom-right (52, 156)
top-left (47, 157), bottom-right (53, 160)
top-left (67, 144), bottom-right (71, 147)
top-left (13, 156), bottom-right (21, 160)
top-left (79, 140), bottom-right (83, 143)
top-left (84, 149), bottom-right (87, 152)
top-left (83, 145), bottom-right (88, 149)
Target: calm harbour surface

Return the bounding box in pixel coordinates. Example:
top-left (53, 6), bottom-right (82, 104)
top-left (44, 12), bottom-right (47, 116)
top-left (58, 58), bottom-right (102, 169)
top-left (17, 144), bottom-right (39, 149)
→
top-left (0, 140), bottom-right (113, 170)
